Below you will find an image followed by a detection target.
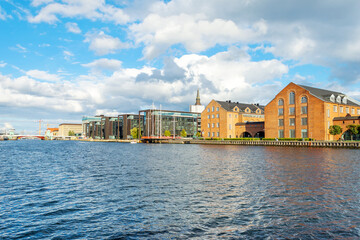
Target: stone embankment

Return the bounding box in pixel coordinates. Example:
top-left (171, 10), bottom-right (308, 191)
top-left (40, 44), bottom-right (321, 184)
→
top-left (165, 139), bottom-right (360, 148)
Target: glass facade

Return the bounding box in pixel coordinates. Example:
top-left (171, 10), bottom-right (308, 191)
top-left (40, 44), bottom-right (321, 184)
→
top-left (140, 110), bottom-right (200, 138)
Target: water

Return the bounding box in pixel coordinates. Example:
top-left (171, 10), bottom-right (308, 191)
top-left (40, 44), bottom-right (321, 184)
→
top-left (1, 140), bottom-right (359, 239)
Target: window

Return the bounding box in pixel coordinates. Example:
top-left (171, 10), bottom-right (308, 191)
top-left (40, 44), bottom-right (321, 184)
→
top-left (301, 106), bottom-right (307, 114)
top-left (352, 108), bottom-right (355, 114)
top-left (278, 99), bottom-right (284, 106)
top-left (208, 132), bottom-right (210, 137)
top-left (358, 109), bottom-right (360, 115)
top-left (289, 129), bottom-right (296, 138)
top-left (216, 123), bottom-right (219, 127)
top-left (229, 114), bottom-right (231, 118)
top-left (207, 123), bottom-right (210, 128)
top-left (346, 107), bottom-right (349, 113)
top-left (343, 97), bottom-right (347, 104)
top-left (289, 107), bottom-right (295, 115)
top-left (216, 107), bottom-right (219, 111)
top-left (217, 132), bottom-right (219, 137)
top-left (235, 115), bottom-right (237, 118)
top-left (207, 108), bottom-right (210, 112)
top-left (330, 94), bottom-right (335, 102)
top-left (279, 130), bottom-right (284, 138)
top-left (336, 96), bottom-right (341, 103)
top-left (229, 124), bottom-right (232, 130)
top-left (327, 109), bottom-right (330, 118)
top-left (229, 135), bottom-right (232, 138)
top-left (212, 114), bottom-right (215, 118)
top-left (334, 105), bottom-right (337, 112)
top-left (212, 123), bottom-right (214, 128)
top-left (216, 114), bottom-right (219, 118)
top-left (340, 106), bottom-right (343, 113)
top-left (301, 129), bottom-right (308, 138)
top-left (207, 115), bottom-right (210, 119)
top-left (212, 132), bottom-right (215, 137)
top-left (278, 119), bottom-right (284, 126)
top-left (301, 118), bottom-right (307, 126)
top-left (301, 96), bottom-right (308, 103)
top-left (278, 108), bottom-right (284, 116)
top-left (212, 106), bottom-right (215, 112)
top-left (289, 118), bottom-right (295, 126)
top-left (289, 92), bottom-right (295, 104)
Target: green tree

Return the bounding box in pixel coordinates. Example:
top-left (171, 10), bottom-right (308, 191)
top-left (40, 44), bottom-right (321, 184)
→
top-left (130, 127), bottom-right (141, 139)
top-left (68, 130), bottom-right (75, 136)
top-left (196, 131), bottom-right (201, 138)
top-left (329, 125), bottom-right (342, 137)
top-left (180, 129), bottom-right (187, 138)
top-left (164, 130), bottom-right (171, 137)
top-left (346, 124), bottom-right (358, 141)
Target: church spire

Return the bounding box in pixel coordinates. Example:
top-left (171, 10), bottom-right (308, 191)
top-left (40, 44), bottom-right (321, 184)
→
top-left (195, 89), bottom-right (201, 105)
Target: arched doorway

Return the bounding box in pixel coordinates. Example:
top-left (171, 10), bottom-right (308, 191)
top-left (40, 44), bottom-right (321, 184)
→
top-left (342, 130), bottom-right (360, 141)
top-left (241, 132), bottom-right (252, 138)
top-left (254, 131), bottom-right (264, 138)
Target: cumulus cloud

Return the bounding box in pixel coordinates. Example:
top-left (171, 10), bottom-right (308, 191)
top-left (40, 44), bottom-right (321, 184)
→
top-left (130, 13), bottom-right (267, 59)
top-left (31, 0), bottom-right (54, 7)
top-left (82, 58), bottom-right (122, 71)
top-left (65, 22), bottom-right (81, 34)
top-left (26, 69), bottom-right (61, 82)
top-left (28, 0), bottom-right (129, 24)
top-left (84, 31), bottom-right (129, 55)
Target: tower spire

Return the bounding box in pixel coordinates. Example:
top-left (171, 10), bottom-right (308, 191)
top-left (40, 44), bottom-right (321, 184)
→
top-left (195, 89), bottom-right (201, 105)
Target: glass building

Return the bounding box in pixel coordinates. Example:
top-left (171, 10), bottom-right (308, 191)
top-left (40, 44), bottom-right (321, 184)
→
top-left (139, 109), bottom-right (201, 139)
top-left (82, 114), bottom-right (143, 139)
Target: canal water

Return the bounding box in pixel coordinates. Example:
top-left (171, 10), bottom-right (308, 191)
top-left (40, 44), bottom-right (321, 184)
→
top-left (1, 140), bottom-right (359, 239)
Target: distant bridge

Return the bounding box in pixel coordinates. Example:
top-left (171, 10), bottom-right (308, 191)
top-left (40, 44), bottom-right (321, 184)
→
top-left (15, 135), bottom-right (45, 140)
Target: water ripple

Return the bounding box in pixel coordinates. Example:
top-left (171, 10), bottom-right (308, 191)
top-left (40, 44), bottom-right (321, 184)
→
top-left (0, 141), bottom-right (359, 239)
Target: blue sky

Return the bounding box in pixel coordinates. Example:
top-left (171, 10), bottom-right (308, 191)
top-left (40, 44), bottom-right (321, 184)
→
top-left (1, 0), bottom-right (360, 134)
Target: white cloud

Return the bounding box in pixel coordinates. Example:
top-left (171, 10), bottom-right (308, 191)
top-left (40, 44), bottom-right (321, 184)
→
top-left (130, 13), bottom-right (267, 59)
top-left (26, 69), bottom-right (61, 82)
top-left (28, 0), bottom-right (129, 24)
top-left (82, 58), bottom-right (122, 71)
top-left (84, 31), bottom-right (128, 55)
top-left (31, 0), bottom-right (54, 7)
top-left (0, 61), bottom-right (7, 67)
top-left (0, 6), bottom-right (8, 20)
top-left (65, 22), bottom-right (81, 34)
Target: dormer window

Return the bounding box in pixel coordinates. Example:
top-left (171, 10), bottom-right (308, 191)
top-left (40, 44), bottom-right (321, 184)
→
top-left (233, 107), bottom-right (239, 112)
top-left (343, 97), bottom-right (347, 104)
top-left (330, 94), bottom-right (335, 102)
top-left (336, 96), bottom-right (341, 103)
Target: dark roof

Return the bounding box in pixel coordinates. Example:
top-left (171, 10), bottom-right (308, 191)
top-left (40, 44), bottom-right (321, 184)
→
top-left (235, 121), bottom-right (264, 126)
top-left (333, 115), bottom-right (360, 121)
top-left (299, 84), bottom-right (360, 107)
top-left (215, 100), bottom-right (265, 113)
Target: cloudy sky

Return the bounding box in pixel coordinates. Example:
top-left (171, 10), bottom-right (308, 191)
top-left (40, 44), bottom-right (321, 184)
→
top-left (1, 0), bottom-right (360, 134)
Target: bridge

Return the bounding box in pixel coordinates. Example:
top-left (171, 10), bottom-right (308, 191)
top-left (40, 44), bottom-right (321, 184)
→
top-left (0, 135), bottom-right (45, 140)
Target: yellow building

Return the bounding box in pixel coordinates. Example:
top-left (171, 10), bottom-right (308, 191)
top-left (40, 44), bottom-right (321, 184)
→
top-left (201, 100), bottom-right (265, 138)
top-left (58, 123), bottom-right (82, 137)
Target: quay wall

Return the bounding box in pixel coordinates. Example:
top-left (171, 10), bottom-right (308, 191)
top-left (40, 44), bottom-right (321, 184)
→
top-left (188, 140), bottom-right (360, 148)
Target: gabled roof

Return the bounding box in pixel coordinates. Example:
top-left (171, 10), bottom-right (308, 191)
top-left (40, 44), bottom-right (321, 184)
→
top-left (299, 84), bottom-right (360, 107)
top-left (215, 100), bottom-right (265, 113)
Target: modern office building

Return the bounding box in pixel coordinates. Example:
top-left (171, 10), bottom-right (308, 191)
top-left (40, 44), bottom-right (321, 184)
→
top-left (201, 100), bottom-right (265, 138)
top-left (265, 82), bottom-right (360, 140)
top-left (82, 114), bottom-right (143, 139)
top-left (139, 109), bottom-right (201, 139)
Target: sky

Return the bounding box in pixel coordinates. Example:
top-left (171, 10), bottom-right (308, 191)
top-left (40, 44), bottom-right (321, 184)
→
top-left (1, 0), bottom-right (360, 134)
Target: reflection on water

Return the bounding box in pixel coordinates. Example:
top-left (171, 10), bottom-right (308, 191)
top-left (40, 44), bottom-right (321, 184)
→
top-left (0, 141), bottom-right (359, 239)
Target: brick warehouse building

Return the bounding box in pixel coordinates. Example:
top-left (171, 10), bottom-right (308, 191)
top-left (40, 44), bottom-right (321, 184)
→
top-left (201, 100), bottom-right (265, 138)
top-left (265, 82), bottom-right (360, 140)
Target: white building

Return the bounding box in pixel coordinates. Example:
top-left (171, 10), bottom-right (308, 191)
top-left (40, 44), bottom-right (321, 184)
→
top-left (189, 89), bottom-right (205, 113)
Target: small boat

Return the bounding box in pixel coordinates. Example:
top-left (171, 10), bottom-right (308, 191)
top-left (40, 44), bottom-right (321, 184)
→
top-left (130, 141), bottom-right (137, 144)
